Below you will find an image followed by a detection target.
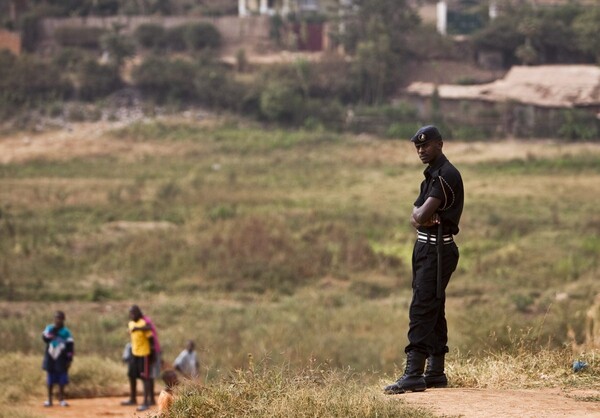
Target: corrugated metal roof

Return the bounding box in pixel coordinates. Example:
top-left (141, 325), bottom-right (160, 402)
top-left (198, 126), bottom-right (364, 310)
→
top-left (405, 65), bottom-right (600, 108)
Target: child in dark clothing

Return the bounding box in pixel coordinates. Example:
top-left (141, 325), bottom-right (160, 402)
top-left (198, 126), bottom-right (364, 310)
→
top-left (42, 310), bottom-right (74, 407)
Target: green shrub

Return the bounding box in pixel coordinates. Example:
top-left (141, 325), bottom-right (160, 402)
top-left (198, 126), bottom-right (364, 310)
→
top-left (259, 82), bottom-right (304, 124)
top-left (78, 60), bottom-right (121, 101)
top-left (0, 55), bottom-right (72, 105)
top-left (183, 22), bottom-right (222, 51)
top-left (165, 25), bottom-right (188, 52)
top-left (303, 98), bottom-right (345, 130)
top-left (134, 23), bottom-right (166, 49)
top-left (51, 47), bottom-right (91, 71)
top-left (558, 109), bottom-right (599, 141)
top-left (195, 62), bottom-right (249, 111)
top-left (132, 56), bottom-right (197, 103)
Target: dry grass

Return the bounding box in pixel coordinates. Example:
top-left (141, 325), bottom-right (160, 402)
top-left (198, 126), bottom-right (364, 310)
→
top-left (1, 116), bottom-right (599, 416)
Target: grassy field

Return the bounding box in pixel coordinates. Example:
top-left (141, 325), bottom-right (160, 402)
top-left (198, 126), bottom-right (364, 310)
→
top-left (0, 115), bottom-right (599, 415)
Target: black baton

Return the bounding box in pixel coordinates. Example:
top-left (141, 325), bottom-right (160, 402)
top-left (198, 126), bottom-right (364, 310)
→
top-left (436, 221), bottom-right (443, 299)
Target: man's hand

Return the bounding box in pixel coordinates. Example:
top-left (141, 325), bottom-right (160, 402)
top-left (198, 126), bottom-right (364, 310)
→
top-left (422, 213), bottom-right (441, 227)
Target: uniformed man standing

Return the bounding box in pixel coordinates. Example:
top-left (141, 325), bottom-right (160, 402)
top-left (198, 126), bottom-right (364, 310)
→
top-left (385, 125), bottom-right (464, 394)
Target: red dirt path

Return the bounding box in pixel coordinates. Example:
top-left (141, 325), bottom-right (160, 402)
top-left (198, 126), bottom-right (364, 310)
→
top-left (28, 388), bottom-right (600, 418)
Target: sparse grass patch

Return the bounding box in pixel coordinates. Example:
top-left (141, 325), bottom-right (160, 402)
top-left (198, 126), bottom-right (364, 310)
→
top-left (170, 362), bottom-right (433, 418)
top-left (450, 346), bottom-right (599, 390)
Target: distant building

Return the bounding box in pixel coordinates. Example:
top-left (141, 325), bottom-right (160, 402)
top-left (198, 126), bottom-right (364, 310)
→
top-left (404, 65), bottom-right (600, 137)
top-left (238, 0), bottom-right (321, 16)
top-left (0, 29), bottom-right (21, 55)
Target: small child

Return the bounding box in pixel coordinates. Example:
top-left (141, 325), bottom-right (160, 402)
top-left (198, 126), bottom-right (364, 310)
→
top-left (173, 340), bottom-right (200, 378)
top-left (42, 311), bottom-right (74, 407)
top-left (157, 369), bottom-right (179, 416)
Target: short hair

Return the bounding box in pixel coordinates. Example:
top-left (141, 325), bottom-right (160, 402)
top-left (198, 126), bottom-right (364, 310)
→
top-left (161, 369), bottom-right (179, 387)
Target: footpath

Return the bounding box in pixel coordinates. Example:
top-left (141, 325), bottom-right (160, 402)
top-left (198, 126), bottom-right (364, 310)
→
top-left (29, 388), bottom-right (600, 418)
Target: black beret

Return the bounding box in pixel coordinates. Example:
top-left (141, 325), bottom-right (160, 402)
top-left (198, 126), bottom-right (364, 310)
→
top-left (410, 125), bottom-right (442, 144)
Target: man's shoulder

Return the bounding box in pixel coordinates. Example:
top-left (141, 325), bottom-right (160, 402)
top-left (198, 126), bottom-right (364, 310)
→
top-left (440, 159), bottom-right (462, 179)
top-left (129, 318), bottom-right (147, 328)
top-left (60, 326), bottom-right (73, 338)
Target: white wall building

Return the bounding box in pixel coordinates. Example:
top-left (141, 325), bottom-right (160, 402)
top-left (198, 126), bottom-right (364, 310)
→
top-left (238, 0), bottom-right (320, 16)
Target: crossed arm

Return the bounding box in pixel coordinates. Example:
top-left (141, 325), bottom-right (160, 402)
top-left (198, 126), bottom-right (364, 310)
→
top-left (410, 196), bottom-right (442, 229)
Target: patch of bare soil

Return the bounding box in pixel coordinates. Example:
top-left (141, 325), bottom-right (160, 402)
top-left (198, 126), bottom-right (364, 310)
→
top-left (397, 387), bottom-right (600, 418)
top-left (28, 397), bottom-right (157, 418)
top-left (29, 397), bottom-right (158, 418)
top-left (0, 121), bottom-right (183, 165)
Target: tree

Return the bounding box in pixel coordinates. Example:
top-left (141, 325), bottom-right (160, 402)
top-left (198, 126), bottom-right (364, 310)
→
top-left (472, 16), bottom-right (524, 66)
top-left (473, 3), bottom-right (596, 66)
top-left (100, 30), bottom-right (136, 68)
top-left (337, 0), bottom-right (419, 56)
top-left (573, 7), bottom-right (600, 63)
top-left (335, 0), bottom-right (417, 104)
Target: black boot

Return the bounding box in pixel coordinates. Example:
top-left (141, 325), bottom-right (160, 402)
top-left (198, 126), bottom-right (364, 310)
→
top-left (384, 351), bottom-right (427, 394)
top-left (424, 354), bottom-right (448, 388)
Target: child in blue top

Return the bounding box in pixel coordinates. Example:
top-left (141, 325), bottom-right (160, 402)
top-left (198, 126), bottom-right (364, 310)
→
top-left (42, 310), bottom-right (74, 407)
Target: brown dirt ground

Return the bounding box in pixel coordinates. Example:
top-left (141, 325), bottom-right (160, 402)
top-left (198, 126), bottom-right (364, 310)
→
top-left (27, 388), bottom-right (600, 418)
top-left (397, 387), bottom-right (600, 418)
top-left (28, 397), bottom-right (158, 418)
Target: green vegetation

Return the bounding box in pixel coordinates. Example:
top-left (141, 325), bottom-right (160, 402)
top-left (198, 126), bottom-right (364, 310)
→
top-left (2, 1), bottom-right (599, 138)
top-left (472, 3), bottom-right (600, 65)
top-left (0, 116), bottom-right (599, 414)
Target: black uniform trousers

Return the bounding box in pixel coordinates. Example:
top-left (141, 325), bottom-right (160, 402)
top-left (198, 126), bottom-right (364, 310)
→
top-left (405, 240), bottom-right (459, 356)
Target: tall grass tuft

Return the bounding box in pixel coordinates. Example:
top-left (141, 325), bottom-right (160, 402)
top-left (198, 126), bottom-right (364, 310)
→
top-left (449, 333), bottom-right (599, 390)
top-left (169, 360), bottom-right (433, 418)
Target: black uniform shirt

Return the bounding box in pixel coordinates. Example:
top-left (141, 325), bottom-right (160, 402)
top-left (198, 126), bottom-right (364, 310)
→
top-left (413, 154), bottom-right (464, 235)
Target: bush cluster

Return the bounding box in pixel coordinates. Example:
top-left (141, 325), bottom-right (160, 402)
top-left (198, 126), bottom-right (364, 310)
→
top-left (472, 3), bottom-right (600, 65)
top-left (0, 50), bottom-right (71, 111)
top-left (131, 54), bottom-right (237, 107)
top-left (134, 22), bottom-right (221, 52)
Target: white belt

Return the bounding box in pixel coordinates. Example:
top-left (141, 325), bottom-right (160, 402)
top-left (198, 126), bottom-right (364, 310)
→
top-left (417, 231), bottom-right (453, 245)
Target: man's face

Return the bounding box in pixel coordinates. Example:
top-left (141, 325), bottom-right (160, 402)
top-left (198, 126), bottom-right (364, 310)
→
top-left (415, 140), bottom-right (443, 165)
top-left (129, 307), bottom-right (140, 321)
